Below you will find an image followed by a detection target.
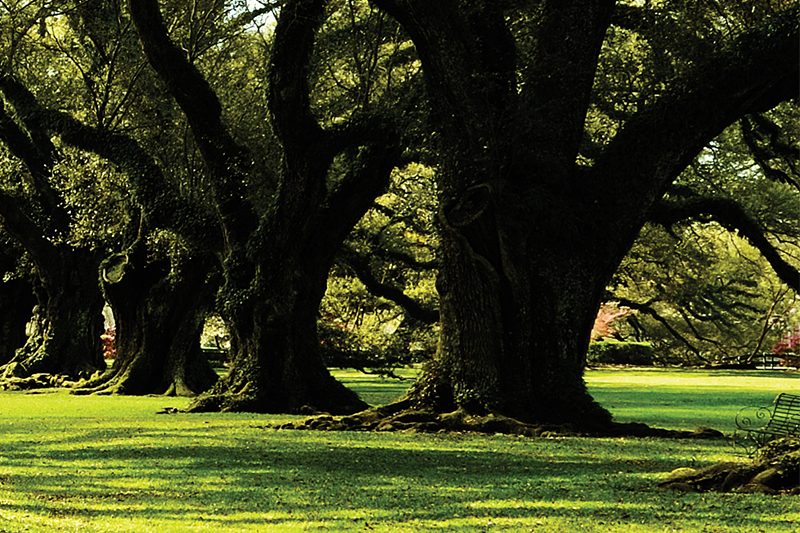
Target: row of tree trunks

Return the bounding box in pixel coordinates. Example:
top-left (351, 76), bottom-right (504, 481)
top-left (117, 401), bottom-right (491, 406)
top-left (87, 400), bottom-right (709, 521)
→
top-left (127, 0), bottom-right (402, 414)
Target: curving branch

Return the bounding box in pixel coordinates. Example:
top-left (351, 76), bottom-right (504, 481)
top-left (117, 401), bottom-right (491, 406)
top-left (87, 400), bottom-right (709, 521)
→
top-left (0, 76), bottom-right (222, 250)
top-left (590, 5), bottom-right (799, 247)
top-left (339, 245), bottom-right (439, 324)
top-left (127, 0), bottom-right (257, 249)
top-left (0, 83), bottom-right (70, 234)
top-left (0, 190), bottom-right (59, 269)
top-left (650, 196), bottom-right (799, 292)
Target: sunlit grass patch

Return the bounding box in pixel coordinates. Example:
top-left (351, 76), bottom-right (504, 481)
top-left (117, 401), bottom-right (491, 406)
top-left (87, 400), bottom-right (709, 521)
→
top-left (0, 369), bottom-right (797, 532)
top-left (586, 367), bottom-right (800, 432)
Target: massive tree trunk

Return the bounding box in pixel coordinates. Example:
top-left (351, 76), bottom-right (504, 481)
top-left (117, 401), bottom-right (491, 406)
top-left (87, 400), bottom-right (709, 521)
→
top-left (191, 242), bottom-right (365, 413)
top-left (0, 276), bottom-right (36, 366)
top-left (129, 0), bottom-right (402, 414)
top-left (0, 246), bottom-right (106, 380)
top-left (371, 1), bottom-right (799, 427)
top-left (75, 245), bottom-right (220, 396)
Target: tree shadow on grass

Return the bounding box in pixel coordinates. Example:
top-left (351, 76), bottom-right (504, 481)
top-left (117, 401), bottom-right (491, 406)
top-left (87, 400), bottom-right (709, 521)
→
top-left (0, 426), bottom-right (795, 531)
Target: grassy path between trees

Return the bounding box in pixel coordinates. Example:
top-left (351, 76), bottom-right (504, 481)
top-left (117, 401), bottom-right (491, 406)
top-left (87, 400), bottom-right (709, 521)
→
top-left (0, 368), bottom-right (797, 532)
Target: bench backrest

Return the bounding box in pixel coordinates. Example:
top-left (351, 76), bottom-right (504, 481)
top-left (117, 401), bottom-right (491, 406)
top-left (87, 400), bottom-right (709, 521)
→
top-left (766, 393), bottom-right (800, 436)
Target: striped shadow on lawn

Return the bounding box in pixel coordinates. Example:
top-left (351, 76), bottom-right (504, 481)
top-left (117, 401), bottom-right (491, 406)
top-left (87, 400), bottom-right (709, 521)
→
top-left (0, 368), bottom-right (794, 533)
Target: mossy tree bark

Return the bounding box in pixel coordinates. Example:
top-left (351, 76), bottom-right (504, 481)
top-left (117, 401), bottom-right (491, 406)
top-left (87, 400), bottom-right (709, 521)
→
top-left (0, 80), bottom-right (107, 380)
top-left (129, 0), bottom-right (403, 413)
top-left (75, 244), bottom-right (220, 397)
top-left (373, 1), bottom-right (799, 425)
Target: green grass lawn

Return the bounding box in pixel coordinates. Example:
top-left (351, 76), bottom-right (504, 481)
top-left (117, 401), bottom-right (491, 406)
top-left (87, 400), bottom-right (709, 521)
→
top-left (0, 368), bottom-right (797, 532)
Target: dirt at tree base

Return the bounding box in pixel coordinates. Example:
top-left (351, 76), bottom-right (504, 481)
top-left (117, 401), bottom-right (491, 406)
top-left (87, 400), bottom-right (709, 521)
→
top-left (658, 437), bottom-right (800, 495)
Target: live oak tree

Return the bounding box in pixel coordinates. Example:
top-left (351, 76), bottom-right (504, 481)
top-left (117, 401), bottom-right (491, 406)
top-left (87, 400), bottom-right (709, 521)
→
top-left (0, 0), bottom-right (222, 393)
top-left (363, 0), bottom-right (799, 426)
top-left (127, 0), bottom-right (414, 413)
top-left (0, 75), bottom-right (107, 380)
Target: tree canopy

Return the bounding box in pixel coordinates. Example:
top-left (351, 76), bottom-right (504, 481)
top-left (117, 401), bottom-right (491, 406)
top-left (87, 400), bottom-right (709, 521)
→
top-left (0, 0), bottom-right (796, 428)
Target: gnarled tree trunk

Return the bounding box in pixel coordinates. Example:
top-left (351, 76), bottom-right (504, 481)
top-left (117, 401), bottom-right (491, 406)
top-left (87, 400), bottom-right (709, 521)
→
top-left (128, 0), bottom-right (403, 414)
top-left (76, 246), bottom-right (220, 396)
top-left (190, 245), bottom-right (366, 413)
top-left (1, 246), bottom-right (105, 380)
top-left (369, 0), bottom-right (798, 429)
top-left (403, 194), bottom-right (614, 425)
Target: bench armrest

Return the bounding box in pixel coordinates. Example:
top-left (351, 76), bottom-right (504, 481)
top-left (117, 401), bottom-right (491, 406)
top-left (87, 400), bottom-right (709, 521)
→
top-left (735, 405), bottom-right (773, 432)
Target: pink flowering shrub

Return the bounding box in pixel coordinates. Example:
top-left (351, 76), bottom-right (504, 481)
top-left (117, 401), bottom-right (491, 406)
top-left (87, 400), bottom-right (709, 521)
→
top-left (772, 326), bottom-right (799, 367)
top-left (591, 304), bottom-right (629, 341)
top-left (101, 326), bottom-right (116, 359)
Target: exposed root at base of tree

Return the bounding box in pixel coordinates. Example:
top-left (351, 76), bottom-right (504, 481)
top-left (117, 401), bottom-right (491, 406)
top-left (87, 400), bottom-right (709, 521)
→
top-left (658, 437), bottom-right (800, 495)
top-left (0, 371), bottom-right (202, 397)
top-left (269, 404), bottom-right (726, 440)
top-left (0, 373), bottom-right (81, 391)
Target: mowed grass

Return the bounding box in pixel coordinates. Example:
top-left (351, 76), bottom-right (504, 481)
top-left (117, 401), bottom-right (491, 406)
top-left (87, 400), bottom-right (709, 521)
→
top-left (0, 368), bottom-right (797, 532)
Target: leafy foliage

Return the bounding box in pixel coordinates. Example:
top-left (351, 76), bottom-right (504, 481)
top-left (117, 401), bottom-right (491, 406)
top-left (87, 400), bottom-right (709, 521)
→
top-left (319, 162), bottom-right (439, 372)
top-left (607, 101), bottom-right (799, 365)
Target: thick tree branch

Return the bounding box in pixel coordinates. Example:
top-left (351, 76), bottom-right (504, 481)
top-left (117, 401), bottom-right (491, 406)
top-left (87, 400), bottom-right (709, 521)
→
top-left (520, 0), bottom-right (616, 169)
top-left (317, 137), bottom-right (403, 256)
top-left (127, 0), bottom-right (257, 249)
top-left (339, 245), bottom-right (439, 324)
top-left (650, 196), bottom-right (799, 292)
top-left (268, 0), bottom-right (328, 168)
top-left (0, 82), bottom-right (70, 234)
top-left (0, 77), bottom-right (221, 250)
top-left (0, 190), bottom-right (59, 269)
top-left (590, 5), bottom-right (799, 254)
top-left (369, 0), bottom-right (517, 175)
top-left (255, 0), bottom-right (404, 260)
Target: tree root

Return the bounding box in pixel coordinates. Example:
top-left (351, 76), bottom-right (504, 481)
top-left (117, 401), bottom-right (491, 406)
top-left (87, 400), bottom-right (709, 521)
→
top-left (269, 404), bottom-right (727, 440)
top-left (658, 437), bottom-right (800, 495)
top-left (0, 373), bottom-right (74, 392)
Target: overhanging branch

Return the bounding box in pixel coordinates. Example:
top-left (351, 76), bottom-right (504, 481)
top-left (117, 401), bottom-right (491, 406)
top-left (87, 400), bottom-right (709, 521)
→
top-left (590, 5), bottom-right (799, 242)
top-left (128, 0), bottom-right (257, 248)
top-left (339, 245), bottom-right (439, 324)
top-left (650, 196), bottom-right (799, 292)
